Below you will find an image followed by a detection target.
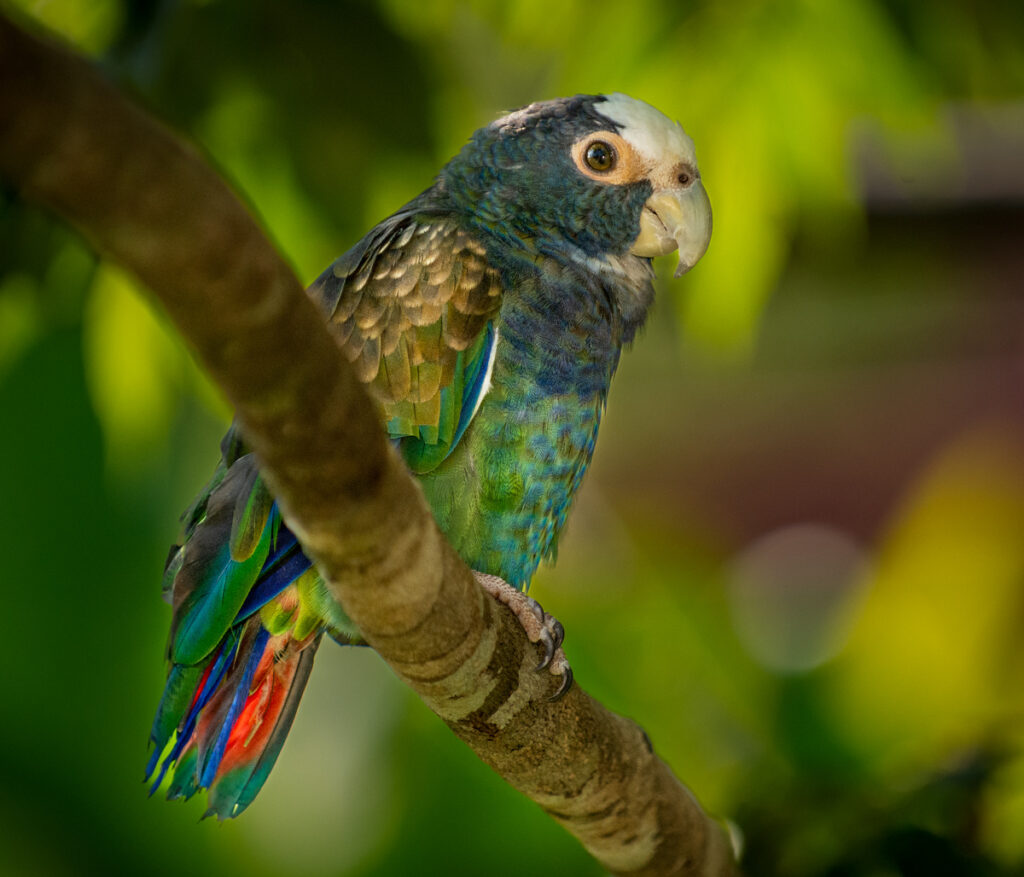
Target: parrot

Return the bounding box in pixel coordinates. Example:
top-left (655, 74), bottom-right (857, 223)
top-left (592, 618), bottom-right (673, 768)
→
top-left (145, 93), bottom-right (712, 819)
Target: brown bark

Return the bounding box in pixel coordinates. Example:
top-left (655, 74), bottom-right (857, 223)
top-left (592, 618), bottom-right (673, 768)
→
top-left (0, 12), bottom-right (738, 875)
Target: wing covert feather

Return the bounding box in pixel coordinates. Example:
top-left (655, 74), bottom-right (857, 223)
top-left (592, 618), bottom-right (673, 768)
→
top-left (309, 216), bottom-right (503, 458)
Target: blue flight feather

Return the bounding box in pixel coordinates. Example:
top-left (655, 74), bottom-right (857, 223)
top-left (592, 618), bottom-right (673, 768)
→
top-left (235, 528), bottom-right (311, 622)
top-left (200, 626), bottom-right (270, 788)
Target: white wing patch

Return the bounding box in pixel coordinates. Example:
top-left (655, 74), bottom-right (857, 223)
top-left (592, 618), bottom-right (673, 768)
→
top-left (469, 325), bottom-right (499, 424)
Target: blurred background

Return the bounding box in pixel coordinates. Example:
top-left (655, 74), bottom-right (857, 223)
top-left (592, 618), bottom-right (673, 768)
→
top-left (2, 1), bottom-right (1024, 874)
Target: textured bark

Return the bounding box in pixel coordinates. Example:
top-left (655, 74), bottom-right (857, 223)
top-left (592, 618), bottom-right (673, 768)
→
top-left (0, 12), bottom-right (738, 876)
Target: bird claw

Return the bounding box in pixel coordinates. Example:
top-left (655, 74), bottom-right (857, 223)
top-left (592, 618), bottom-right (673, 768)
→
top-left (547, 659), bottom-right (573, 701)
top-left (474, 572), bottom-right (573, 701)
top-left (521, 594), bottom-right (563, 671)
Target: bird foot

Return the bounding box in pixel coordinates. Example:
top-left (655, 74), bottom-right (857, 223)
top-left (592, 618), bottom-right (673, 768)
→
top-left (474, 572), bottom-right (573, 701)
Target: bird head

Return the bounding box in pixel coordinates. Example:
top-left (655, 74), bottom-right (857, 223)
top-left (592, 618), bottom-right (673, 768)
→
top-left (441, 93), bottom-right (712, 278)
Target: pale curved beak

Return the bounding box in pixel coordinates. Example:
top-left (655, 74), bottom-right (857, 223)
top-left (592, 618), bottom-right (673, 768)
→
top-left (630, 180), bottom-right (712, 277)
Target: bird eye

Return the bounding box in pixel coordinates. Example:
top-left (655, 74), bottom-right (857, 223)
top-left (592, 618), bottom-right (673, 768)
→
top-left (585, 141), bottom-right (616, 172)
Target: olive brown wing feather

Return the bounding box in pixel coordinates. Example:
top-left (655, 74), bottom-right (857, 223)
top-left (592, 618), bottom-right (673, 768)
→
top-left (310, 213), bottom-right (504, 472)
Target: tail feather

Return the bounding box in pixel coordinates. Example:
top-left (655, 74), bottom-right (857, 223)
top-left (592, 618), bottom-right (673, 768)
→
top-left (146, 631), bottom-right (239, 793)
top-left (196, 625), bottom-right (271, 788)
top-left (209, 635), bottom-right (321, 817)
top-left (166, 746), bottom-right (199, 801)
top-left (148, 619), bottom-right (321, 819)
top-left (151, 444), bottom-right (330, 818)
top-left (147, 663), bottom-right (204, 773)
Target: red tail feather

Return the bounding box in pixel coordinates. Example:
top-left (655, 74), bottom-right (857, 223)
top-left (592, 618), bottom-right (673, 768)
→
top-left (164, 623), bottom-right (322, 818)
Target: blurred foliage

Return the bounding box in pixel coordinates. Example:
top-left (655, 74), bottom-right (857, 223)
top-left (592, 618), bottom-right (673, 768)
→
top-left (2, 0), bottom-right (1024, 875)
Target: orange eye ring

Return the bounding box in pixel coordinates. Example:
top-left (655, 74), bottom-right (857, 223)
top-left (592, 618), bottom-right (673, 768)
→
top-left (571, 131), bottom-right (640, 184)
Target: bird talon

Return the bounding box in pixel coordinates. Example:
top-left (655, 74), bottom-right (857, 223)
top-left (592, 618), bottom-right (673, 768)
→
top-left (535, 630), bottom-right (556, 672)
top-left (549, 618), bottom-right (565, 650)
top-left (548, 666), bottom-right (573, 702)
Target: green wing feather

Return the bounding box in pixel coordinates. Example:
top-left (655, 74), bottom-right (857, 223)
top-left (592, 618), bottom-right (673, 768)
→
top-left (169, 456), bottom-right (277, 665)
top-left (309, 214), bottom-right (503, 471)
top-left (229, 465), bottom-right (272, 562)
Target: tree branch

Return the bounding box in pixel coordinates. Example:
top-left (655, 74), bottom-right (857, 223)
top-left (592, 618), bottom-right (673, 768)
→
top-left (0, 12), bottom-right (738, 875)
